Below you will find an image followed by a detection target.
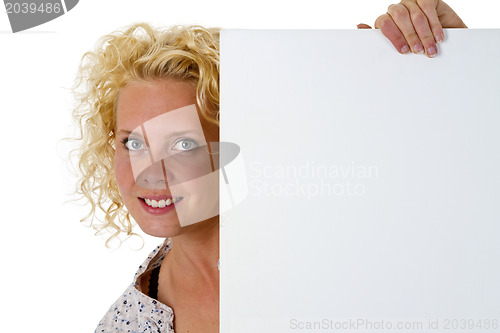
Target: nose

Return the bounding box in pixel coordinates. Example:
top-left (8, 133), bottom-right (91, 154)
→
top-left (136, 160), bottom-right (169, 189)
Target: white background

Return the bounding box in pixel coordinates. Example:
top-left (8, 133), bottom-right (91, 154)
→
top-left (0, 0), bottom-right (498, 331)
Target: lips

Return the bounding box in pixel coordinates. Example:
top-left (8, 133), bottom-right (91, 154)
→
top-left (138, 195), bottom-right (184, 215)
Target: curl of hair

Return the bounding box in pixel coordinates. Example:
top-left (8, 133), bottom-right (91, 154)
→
top-left (72, 23), bottom-right (220, 246)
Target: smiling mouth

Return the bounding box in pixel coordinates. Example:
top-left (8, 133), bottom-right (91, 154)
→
top-left (140, 197), bottom-right (184, 208)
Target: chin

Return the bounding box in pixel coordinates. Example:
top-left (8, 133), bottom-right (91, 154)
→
top-left (137, 221), bottom-right (183, 238)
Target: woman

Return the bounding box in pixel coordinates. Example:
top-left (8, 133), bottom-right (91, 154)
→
top-left (73, 1), bottom-right (465, 332)
top-left (74, 24), bottom-right (220, 332)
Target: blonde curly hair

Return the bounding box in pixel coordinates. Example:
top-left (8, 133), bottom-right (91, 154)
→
top-left (72, 23), bottom-right (220, 245)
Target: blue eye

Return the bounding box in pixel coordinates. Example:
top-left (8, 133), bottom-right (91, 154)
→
top-left (173, 138), bottom-right (198, 151)
top-left (122, 138), bottom-right (146, 151)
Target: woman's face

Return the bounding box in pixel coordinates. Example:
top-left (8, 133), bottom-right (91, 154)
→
top-left (114, 79), bottom-right (219, 237)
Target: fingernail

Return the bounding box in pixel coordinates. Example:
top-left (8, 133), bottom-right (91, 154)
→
top-left (401, 45), bottom-right (410, 54)
top-left (435, 33), bottom-right (444, 43)
top-left (414, 44), bottom-right (424, 54)
top-left (427, 46), bottom-right (437, 58)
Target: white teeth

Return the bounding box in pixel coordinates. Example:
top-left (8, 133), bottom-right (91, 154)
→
top-left (144, 197), bottom-right (181, 208)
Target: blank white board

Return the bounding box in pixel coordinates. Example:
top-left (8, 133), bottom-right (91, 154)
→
top-left (220, 29), bottom-right (500, 333)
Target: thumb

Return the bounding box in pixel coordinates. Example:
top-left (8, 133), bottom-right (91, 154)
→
top-left (357, 23), bottom-right (372, 29)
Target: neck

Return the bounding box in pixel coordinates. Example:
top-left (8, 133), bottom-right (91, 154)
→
top-left (167, 216), bottom-right (219, 290)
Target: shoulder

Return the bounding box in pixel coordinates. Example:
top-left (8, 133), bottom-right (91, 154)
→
top-left (94, 239), bottom-right (174, 333)
top-left (94, 284), bottom-right (174, 332)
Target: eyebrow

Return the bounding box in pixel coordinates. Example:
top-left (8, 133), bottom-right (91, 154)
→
top-left (116, 129), bottom-right (199, 138)
top-left (116, 130), bottom-right (134, 136)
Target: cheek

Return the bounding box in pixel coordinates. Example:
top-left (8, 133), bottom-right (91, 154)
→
top-left (114, 150), bottom-right (135, 192)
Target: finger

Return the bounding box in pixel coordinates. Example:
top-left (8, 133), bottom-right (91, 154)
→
top-left (375, 14), bottom-right (410, 54)
top-left (357, 23), bottom-right (372, 29)
top-left (416, 0), bottom-right (444, 42)
top-left (387, 4), bottom-right (424, 54)
top-left (401, 0), bottom-right (438, 57)
top-left (435, 0), bottom-right (467, 28)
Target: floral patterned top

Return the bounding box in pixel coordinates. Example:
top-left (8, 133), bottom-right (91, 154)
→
top-left (95, 238), bottom-right (175, 333)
